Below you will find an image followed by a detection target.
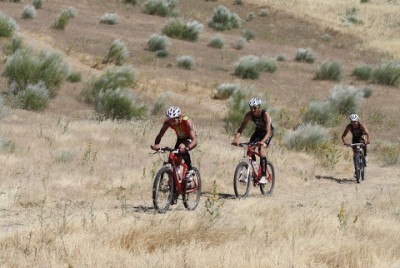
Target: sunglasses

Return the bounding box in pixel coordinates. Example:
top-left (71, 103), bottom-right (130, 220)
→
top-left (250, 106), bottom-right (259, 110)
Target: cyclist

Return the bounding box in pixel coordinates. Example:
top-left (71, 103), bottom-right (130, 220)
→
top-left (231, 98), bottom-right (273, 184)
top-left (341, 113), bottom-right (371, 175)
top-left (151, 106), bottom-right (197, 183)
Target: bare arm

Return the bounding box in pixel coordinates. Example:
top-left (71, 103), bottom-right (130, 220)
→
top-left (232, 112), bottom-right (252, 144)
top-left (259, 112), bottom-right (272, 144)
top-left (151, 120), bottom-right (170, 150)
top-left (361, 123), bottom-right (371, 144)
top-left (186, 119), bottom-right (197, 150)
top-left (341, 124), bottom-right (351, 145)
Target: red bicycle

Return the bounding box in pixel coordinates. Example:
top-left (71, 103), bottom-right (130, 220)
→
top-left (232, 142), bottom-right (275, 199)
top-left (346, 143), bottom-right (366, 183)
top-left (152, 147), bottom-right (201, 213)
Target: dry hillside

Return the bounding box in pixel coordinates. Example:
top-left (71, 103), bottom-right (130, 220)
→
top-left (0, 0), bottom-right (399, 267)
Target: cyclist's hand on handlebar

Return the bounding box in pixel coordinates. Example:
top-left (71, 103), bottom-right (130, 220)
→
top-left (256, 141), bottom-right (266, 147)
top-left (151, 144), bottom-right (160, 151)
top-left (343, 142), bottom-right (349, 146)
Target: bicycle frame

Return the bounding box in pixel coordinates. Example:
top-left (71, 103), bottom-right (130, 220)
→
top-left (164, 150), bottom-right (188, 194)
top-left (239, 143), bottom-right (263, 182)
top-left (347, 143), bottom-right (366, 183)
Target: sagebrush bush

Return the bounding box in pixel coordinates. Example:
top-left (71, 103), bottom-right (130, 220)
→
top-left (233, 37), bottom-right (246, 50)
top-left (124, 0), bottom-right (137, 4)
top-left (208, 35), bottom-right (224, 49)
top-left (4, 48), bottom-right (68, 97)
top-left (321, 34), bottom-right (332, 42)
top-left (246, 12), bottom-right (256, 21)
top-left (151, 93), bottom-right (168, 115)
top-left (0, 96), bottom-right (8, 118)
top-left (104, 39), bottom-right (129, 65)
top-left (213, 83), bottom-right (240, 100)
top-left (234, 55), bottom-right (261, 79)
top-left (315, 60), bottom-right (342, 81)
top-left (352, 64), bottom-right (373, 80)
top-left (295, 48), bottom-right (316, 63)
top-left (83, 65), bottom-right (136, 103)
top-left (147, 34), bottom-right (170, 52)
top-left (162, 19), bottom-right (204, 42)
top-left (241, 29), bottom-right (255, 41)
top-left (375, 142), bottom-right (400, 166)
top-left (208, 5), bottom-right (241, 31)
top-left (100, 13), bottom-right (118, 25)
top-left (33, 0), bottom-right (43, 9)
top-left (303, 85), bottom-right (365, 126)
top-left (233, 0), bottom-right (243, 5)
top-left (258, 56), bottom-right (278, 73)
top-left (5, 33), bottom-right (23, 55)
top-left (372, 61), bottom-right (400, 86)
top-left (176, 55), bottom-right (194, 70)
top-left (362, 87), bottom-right (373, 98)
top-left (18, 82), bottom-right (49, 111)
top-left (223, 88), bottom-right (254, 133)
top-left (0, 13), bottom-right (19, 38)
top-left (275, 54), bottom-right (286, 62)
top-left (96, 88), bottom-right (146, 120)
top-left (52, 7), bottom-right (77, 30)
top-left (259, 9), bottom-right (268, 17)
top-left (341, 8), bottom-right (363, 26)
top-left (21, 5), bottom-right (36, 19)
top-left (67, 71), bottom-right (82, 83)
top-left (155, 49), bottom-right (169, 58)
top-left (360, 0), bottom-right (370, 3)
top-left (283, 123), bottom-right (329, 152)
top-left (143, 0), bottom-right (178, 17)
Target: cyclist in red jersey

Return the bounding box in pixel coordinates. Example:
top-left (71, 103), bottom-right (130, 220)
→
top-left (231, 98), bottom-right (273, 184)
top-left (151, 106), bottom-right (197, 181)
top-left (342, 113), bottom-right (371, 176)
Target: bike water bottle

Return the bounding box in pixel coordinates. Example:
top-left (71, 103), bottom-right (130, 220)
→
top-left (177, 166), bottom-right (182, 182)
top-left (253, 160), bottom-right (259, 174)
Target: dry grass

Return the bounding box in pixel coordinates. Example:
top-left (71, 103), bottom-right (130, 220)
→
top-left (1, 0), bottom-right (400, 267)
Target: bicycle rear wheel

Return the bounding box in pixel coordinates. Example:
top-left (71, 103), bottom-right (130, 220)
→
top-left (183, 167), bottom-right (201, 210)
top-left (360, 155), bottom-right (366, 181)
top-left (233, 162), bottom-right (251, 199)
top-left (152, 166), bottom-right (174, 213)
top-left (260, 161), bottom-right (275, 196)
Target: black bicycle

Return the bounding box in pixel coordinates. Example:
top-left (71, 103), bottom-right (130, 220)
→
top-left (347, 143), bottom-right (366, 183)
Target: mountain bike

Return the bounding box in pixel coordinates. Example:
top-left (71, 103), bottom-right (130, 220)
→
top-left (151, 147), bottom-right (201, 213)
top-left (232, 142), bottom-right (275, 199)
top-left (347, 143), bottom-right (366, 183)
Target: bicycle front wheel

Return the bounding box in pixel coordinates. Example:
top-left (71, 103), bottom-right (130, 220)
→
top-left (152, 166), bottom-right (174, 213)
top-left (183, 167), bottom-right (201, 211)
top-left (233, 162), bottom-right (251, 199)
top-left (360, 155), bottom-right (366, 181)
top-left (355, 154), bottom-right (361, 183)
top-left (260, 161), bottom-right (275, 196)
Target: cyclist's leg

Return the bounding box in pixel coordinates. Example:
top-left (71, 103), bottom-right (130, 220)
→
top-left (175, 138), bottom-right (193, 171)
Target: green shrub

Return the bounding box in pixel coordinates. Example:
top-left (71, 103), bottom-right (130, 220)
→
top-left (259, 9), bottom-right (268, 17)
top-left (0, 13), bottom-right (19, 38)
top-left (33, 0), bottom-right (43, 9)
top-left (208, 35), bottom-right (224, 49)
top-left (104, 39), bottom-right (129, 65)
top-left (341, 8), bottom-right (363, 26)
top-left (155, 49), bottom-right (169, 58)
top-left (52, 7), bottom-right (77, 30)
top-left (360, 0), bottom-right (370, 3)
top-left (147, 34), bottom-right (170, 52)
top-left (143, 0), bottom-right (178, 17)
top-left (321, 34), bottom-right (332, 42)
top-left (246, 12), bottom-right (256, 21)
top-left (283, 123), bottom-right (329, 152)
top-left (258, 56), bottom-right (278, 73)
top-left (373, 61), bottom-right (400, 86)
top-left (233, 0), bottom-right (243, 5)
top-left (83, 65), bottom-right (136, 103)
top-left (241, 28), bottom-right (255, 41)
top-left (0, 96), bottom-right (8, 118)
top-left (100, 13), bottom-right (118, 25)
top-left (208, 5), bottom-right (241, 31)
top-left (362, 87), bottom-right (373, 98)
top-left (275, 54), bottom-right (286, 62)
top-left (0, 135), bottom-right (15, 153)
top-left (162, 19), bottom-right (204, 42)
top-left (233, 37), bottom-right (246, 50)
top-left (303, 85), bottom-right (365, 126)
top-left (234, 55), bottom-right (261, 79)
top-left (124, 0), bottom-right (137, 4)
top-left (18, 82), bottom-right (49, 111)
top-left (96, 89), bottom-right (146, 120)
top-left (352, 64), bottom-right (373, 80)
top-left (295, 48), bottom-right (316, 63)
top-left (223, 88), bottom-right (254, 134)
top-left (375, 142), bottom-right (399, 166)
top-left (213, 83), bottom-right (240, 100)
top-left (176, 55), bottom-right (194, 70)
top-left (67, 71), bottom-right (82, 83)
top-left (5, 33), bottom-right (23, 55)
top-left (151, 93), bottom-right (168, 115)
top-left (303, 101), bottom-right (335, 126)
top-left (315, 60), bottom-right (342, 81)
top-left (4, 48), bottom-right (68, 97)
top-left (21, 5), bottom-right (36, 19)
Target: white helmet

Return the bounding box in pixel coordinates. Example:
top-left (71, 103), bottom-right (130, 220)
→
top-left (166, 106), bottom-right (181, 118)
top-left (349, 113), bottom-right (360, 122)
top-left (248, 98), bottom-right (262, 107)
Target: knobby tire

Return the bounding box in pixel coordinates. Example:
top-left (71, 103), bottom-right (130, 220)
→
top-left (233, 162), bottom-right (251, 199)
top-left (183, 167), bottom-right (201, 210)
top-left (260, 161), bottom-right (275, 196)
top-left (152, 166), bottom-right (174, 213)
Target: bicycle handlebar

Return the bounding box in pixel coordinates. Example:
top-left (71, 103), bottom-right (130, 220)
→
top-left (151, 147), bottom-right (179, 154)
top-left (232, 142), bottom-right (265, 148)
top-left (345, 143), bottom-right (366, 147)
